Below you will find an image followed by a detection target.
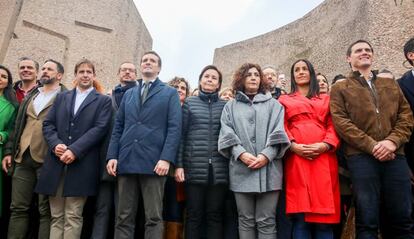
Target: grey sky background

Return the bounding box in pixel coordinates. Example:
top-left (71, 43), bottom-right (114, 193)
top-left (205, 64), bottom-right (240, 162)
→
top-left (133, 0), bottom-right (325, 89)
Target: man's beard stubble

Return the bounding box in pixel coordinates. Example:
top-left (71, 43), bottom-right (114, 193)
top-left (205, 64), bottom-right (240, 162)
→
top-left (41, 76), bottom-right (56, 85)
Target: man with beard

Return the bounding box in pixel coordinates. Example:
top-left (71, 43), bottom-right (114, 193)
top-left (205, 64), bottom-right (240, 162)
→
top-left (14, 57), bottom-right (40, 103)
top-left (2, 59), bottom-right (67, 239)
top-left (91, 61), bottom-right (139, 239)
top-left (111, 62), bottom-right (138, 109)
top-left (35, 59), bottom-right (112, 239)
top-left (262, 65), bottom-right (282, 99)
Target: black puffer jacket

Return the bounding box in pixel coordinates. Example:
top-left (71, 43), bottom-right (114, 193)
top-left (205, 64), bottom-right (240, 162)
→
top-left (176, 91), bottom-right (228, 185)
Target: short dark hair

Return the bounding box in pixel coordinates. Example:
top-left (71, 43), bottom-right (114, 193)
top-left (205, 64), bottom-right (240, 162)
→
top-left (232, 63), bottom-right (268, 94)
top-left (290, 59), bottom-right (319, 98)
top-left (198, 65), bottom-right (223, 92)
top-left (346, 40), bottom-right (374, 57)
top-left (141, 51), bottom-right (162, 68)
top-left (168, 76), bottom-right (190, 97)
top-left (18, 57), bottom-right (39, 71)
top-left (403, 37), bottom-right (414, 66)
top-left (44, 59), bottom-right (64, 74)
top-left (0, 64), bottom-right (18, 108)
top-left (74, 58), bottom-right (95, 75)
top-left (332, 74), bottom-right (346, 85)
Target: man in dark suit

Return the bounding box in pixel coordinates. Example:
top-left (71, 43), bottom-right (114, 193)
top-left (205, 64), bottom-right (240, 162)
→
top-left (2, 59), bottom-right (67, 239)
top-left (35, 59), bottom-right (112, 239)
top-left (106, 51), bottom-right (182, 239)
top-left (399, 37), bottom-right (414, 171)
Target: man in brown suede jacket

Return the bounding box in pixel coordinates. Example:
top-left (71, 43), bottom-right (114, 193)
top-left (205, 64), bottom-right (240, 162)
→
top-left (330, 39), bottom-right (414, 239)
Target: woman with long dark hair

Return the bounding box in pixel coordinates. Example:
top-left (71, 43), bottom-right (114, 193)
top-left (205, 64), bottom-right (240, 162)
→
top-left (0, 64), bottom-right (18, 218)
top-left (279, 59), bottom-right (340, 239)
top-left (316, 73), bottom-right (329, 94)
top-left (175, 65), bottom-right (228, 239)
top-left (218, 63), bottom-right (290, 239)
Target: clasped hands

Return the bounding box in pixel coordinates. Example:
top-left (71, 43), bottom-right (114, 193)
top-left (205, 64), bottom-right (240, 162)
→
top-left (239, 152), bottom-right (270, 169)
top-left (372, 140), bottom-right (396, 161)
top-left (54, 144), bottom-right (76, 164)
top-left (106, 159), bottom-right (170, 177)
top-left (290, 142), bottom-right (330, 160)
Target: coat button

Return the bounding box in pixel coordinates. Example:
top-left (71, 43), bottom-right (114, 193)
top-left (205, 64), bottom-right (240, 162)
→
top-left (251, 137), bottom-right (255, 143)
top-left (70, 123), bottom-right (74, 126)
top-left (68, 136), bottom-right (72, 140)
top-left (134, 139), bottom-right (138, 143)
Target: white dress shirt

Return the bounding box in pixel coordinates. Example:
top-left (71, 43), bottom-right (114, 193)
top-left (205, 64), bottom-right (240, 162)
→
top-left (33, 86), bottom-right (61, 116)
top-left (74, 87), bottom-right (94, 115)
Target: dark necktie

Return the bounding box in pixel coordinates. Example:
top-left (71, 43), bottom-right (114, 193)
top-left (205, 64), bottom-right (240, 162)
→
top-left (141, 81), bottom-right (149, 104)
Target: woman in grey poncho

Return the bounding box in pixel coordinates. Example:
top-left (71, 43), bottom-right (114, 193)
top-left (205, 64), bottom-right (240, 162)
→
top-left (218, 63), bottom-right (290, 239)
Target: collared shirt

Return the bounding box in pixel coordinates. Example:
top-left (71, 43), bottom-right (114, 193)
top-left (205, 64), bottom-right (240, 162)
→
top-left (141, 78), bottom-right (156, 96)
top-left (366, 72), bottom-right (374, 89)
top-left (412, 69), bottom-right (414, 78)
top-left (15, 82), bottom-right (37, 103)
top-left (74, 87), bottom-right (94, 115)
top-left (33, 86), bottom-right (61, 116)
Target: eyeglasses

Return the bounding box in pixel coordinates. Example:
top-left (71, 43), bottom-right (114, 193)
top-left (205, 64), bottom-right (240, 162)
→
top-left (120, 68), bottom-right (136, 73)
top-left (264, 73), bottom-right (277, 77)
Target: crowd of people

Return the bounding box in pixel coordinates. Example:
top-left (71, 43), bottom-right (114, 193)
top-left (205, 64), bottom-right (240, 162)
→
top-left (0, 37), bottom-right (413, 239)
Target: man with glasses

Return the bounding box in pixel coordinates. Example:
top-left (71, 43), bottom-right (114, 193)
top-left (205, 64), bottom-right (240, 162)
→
top-left (263, 65), bottom-right (282, 99)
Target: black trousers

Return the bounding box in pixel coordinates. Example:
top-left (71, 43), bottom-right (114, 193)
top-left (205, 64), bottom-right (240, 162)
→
top-left (185, 182), bottom-right (227, 239)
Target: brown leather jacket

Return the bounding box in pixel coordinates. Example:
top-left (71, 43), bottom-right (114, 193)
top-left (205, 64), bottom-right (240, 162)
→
top-left (330, 71), bottom-right (413, 156)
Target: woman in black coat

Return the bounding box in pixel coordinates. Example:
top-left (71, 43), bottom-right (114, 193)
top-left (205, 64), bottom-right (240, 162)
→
top-left (175, 65), bottom-right (228, 239)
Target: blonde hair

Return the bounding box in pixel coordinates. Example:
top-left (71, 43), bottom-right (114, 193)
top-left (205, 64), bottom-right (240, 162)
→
top-left (219, 87), bottom-right (235, 97)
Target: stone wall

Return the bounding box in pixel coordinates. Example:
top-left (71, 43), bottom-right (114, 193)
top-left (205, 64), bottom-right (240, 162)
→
top-left (213, 0), bottom-right (414, 87)
top-left (0, 0), bottom-right (152, 90)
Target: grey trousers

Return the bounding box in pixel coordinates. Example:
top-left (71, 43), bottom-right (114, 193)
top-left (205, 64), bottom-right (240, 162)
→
top-left (234, 191), bottom-right (280, 239)
top-left (115, 174), bottom-right (166, 239)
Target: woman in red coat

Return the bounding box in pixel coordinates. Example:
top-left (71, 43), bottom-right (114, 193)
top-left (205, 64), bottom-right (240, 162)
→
top-left (279, 59), bottom-right (340, 239)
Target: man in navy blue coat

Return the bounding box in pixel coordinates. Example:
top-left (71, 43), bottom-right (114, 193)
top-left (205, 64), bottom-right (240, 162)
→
top-left (36, 59), bottom-right (112, 239)
top-left (106, 51), bottom-right (182, 239)
top-left (398, 37), bottom-right (414, 174)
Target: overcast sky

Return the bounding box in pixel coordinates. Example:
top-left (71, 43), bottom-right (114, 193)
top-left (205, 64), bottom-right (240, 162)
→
top-left (133, 0), bottom-right (325, 89)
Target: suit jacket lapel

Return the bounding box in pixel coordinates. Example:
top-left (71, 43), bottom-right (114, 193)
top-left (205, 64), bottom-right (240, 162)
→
top-left (400, 71), bottom-right (414, 100)
top-left (66, 89), bottom-right (76, 118)
top-left (37, 93), bottom-right (59, 115)
top-left (143, 79), bottom-right (163, 105)
top-left (73, 89), bottom-right (98, 119)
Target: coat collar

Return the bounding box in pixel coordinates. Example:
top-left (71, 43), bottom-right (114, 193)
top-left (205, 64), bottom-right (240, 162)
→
top-left (235, 91), bottom-right (272, 103)
top-left (349, 70), bottom-right (378, 87)
top-left (66, 88), bottom-right (99, 119)
top-left (198, 90), bottom-right (219, 102)
top-left (399, 70), bottom-right (414, 100)
top-left (138, 78), bottom-right (163, 105)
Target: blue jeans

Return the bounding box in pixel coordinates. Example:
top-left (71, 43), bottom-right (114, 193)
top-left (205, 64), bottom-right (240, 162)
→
top-left (347, 154), bottom-right (414, 239)
top-left (292, 214), bottom-right (333, 239)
